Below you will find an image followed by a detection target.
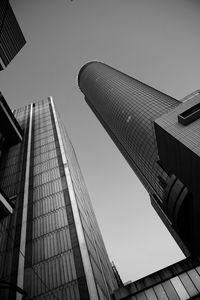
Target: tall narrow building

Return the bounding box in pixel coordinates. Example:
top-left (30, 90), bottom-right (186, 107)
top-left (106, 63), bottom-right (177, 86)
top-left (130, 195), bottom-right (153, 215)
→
top-left (0, 0), bottom-right (26, 70)
top-left (0, 95), bottom-right (118, 299)
top-left (78, 61), bottom-right (200, 257)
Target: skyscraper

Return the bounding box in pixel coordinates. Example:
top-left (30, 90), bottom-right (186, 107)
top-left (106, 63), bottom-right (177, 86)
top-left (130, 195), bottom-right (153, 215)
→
top-left (0, 95), bottom-right (118, 299)
top-left (0, 0), bottom-right (26, 70)
top-left (78, 61), bottom-right (200, 257)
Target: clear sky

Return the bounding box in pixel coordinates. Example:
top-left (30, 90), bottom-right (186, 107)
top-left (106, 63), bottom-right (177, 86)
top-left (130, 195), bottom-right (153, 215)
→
top-left (1, 0), bottom-right (200, 283)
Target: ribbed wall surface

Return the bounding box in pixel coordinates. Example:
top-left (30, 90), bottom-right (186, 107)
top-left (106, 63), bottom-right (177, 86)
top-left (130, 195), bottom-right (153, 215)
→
top-left (59, 119), bottom-right (118, 297)
top-left (78, 62), bottom-right (180, 200)
top-left (23, 100), bottom-right (80, 299)
top-left (0, 98), bottom-right (117, 299)
top-left (113, 257), bottom-right (200, 300)
top-left (0, 1), bottom-right (26, 69)
top-left (0, 105), bottom-right (29, 299)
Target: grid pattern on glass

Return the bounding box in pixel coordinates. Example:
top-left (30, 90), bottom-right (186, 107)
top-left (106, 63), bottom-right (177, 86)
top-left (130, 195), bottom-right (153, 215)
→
top-left (0, 106), bottom-right (28, 197)
top-left (25, 100), bottom-right (79, 299)
top-left (79, 62), bottom-right (180, 200)
top-left (0, 2), bottom-right (26, 68)
top-left (25, 280), bottom-right (80, 300)
top-left (0, 97), bottom-right (118, 299)
top-left (0, 105), bottom-right (29, 298)
top-left (59, 116), bottom-right (118, 296)
top-left (0, 215), bottom-right (15, 281)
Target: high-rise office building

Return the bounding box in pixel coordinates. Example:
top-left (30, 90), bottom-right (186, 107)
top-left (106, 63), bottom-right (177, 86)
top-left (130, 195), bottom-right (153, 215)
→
top-left (78, 61), bottom-right (200, 258)
top-left (0, 0), bottom-right (26, 70)
top-left (0, 95), bottom-right (118, 299)
top-left (78, 61), bottom-right (200, 300)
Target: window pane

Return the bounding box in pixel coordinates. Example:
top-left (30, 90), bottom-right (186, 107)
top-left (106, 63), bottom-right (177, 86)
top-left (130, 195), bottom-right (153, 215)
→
top-left (171, 277), bottom-right (189, 300)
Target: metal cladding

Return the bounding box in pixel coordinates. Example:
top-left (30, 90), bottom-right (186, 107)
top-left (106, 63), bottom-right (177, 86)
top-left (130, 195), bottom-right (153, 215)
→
top-left (0, 93), bottom-right (22, 221)
top-left (78, 61), bottom-right (180, 201)
top-left (0, 98), bottom-right (118, 299)
top-left (0, 93), bottom-right (23, 145)
top-left (113, 256), bottom-right (200, 300)
top-left (0, 1), bottom-right (26, 69)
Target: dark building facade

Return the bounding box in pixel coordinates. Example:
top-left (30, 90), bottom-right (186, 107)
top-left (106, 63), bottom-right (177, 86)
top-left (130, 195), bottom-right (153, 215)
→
top-left (0, 95), bottom-right (118, 299)
top-left (0, 0), bottom-right (26, 70)
top-left (78, 62), bottom-right (200, 262)
top-left (113, 257), bottom-right (200, 300)
top-left (0, 93), bottom-right (23, 219)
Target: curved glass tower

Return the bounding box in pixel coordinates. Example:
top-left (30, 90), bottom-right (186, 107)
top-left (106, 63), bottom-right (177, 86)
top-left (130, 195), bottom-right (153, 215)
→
top-left (78, 61), bottom-right (200, 256)
top-left (78, 61), bottom-right (179, 201)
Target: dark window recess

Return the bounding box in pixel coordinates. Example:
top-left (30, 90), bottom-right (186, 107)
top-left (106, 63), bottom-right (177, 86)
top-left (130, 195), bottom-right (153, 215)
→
top-left (178, 103), bottom-right (200, 125)
top-left (158, 175), bottom-right (167, 189)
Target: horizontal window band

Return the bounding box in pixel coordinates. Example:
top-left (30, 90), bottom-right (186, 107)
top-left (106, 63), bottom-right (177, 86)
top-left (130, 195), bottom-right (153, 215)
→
top-left (32, 206), bottom-right (67, 220)
top-left (32, 249), bottom-right (74, 266)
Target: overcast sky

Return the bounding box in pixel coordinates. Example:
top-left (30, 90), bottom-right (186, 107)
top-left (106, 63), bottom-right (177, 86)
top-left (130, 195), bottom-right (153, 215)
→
top-left (1, 0), bottom-right (200, 283)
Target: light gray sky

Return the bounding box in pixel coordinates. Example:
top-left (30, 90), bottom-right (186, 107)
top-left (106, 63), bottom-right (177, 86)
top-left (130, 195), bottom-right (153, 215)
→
top-left (1, 0), bottom-right (200, 282)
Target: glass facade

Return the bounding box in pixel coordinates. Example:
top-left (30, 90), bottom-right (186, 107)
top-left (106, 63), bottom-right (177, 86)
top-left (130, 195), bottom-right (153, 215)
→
top-left (78, 61), bottom-right (193, 256)
top-left (0, 105), bottom-right (29, 299)
top-left (0, 97), bottom-right (118, 299)
top-left (78, 62), bottom-right (200, 300)
top-left (0, 0), bottom-right (26, 69)
top-left (78, 62), bottom-right (180, 201)
top-left (58, 113), bottom-right (118, 299)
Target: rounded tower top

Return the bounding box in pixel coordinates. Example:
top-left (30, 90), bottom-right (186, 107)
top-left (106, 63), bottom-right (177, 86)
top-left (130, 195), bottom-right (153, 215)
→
top-left (78, 61), bottom-right (101, 88)
top-left (77, 60), bottom-right (180, 199)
